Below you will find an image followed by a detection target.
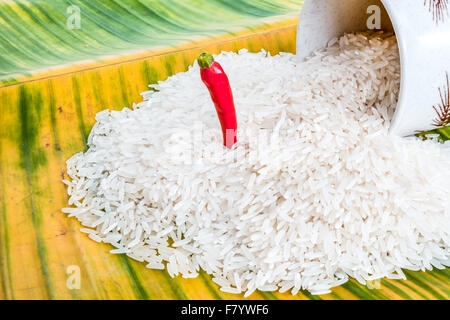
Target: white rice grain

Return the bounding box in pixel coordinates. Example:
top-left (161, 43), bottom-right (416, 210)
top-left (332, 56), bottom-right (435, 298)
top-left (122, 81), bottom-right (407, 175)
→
top-left (63, 32), bottom-right (450, 296)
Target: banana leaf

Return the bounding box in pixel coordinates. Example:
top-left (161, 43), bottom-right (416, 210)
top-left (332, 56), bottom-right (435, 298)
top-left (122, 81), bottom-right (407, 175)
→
top-left (0, 0), bottom-right (448, 300)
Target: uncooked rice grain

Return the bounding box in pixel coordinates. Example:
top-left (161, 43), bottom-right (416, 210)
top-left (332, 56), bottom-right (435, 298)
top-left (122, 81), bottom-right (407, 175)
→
top-left (63, 32), bottom-right (450, 296)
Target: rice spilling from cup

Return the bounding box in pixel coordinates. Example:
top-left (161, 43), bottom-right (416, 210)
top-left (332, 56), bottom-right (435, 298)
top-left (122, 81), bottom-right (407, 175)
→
top-left (63, 32), bottom-right (450, 296)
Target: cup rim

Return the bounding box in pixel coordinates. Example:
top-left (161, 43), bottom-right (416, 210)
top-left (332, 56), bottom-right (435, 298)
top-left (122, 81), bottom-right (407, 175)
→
top-left (381, 0), bottom-right (408, 136)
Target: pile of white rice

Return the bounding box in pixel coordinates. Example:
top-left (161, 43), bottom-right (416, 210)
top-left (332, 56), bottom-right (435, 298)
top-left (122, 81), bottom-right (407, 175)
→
top-left (63, 32), bottom-right (450, 296)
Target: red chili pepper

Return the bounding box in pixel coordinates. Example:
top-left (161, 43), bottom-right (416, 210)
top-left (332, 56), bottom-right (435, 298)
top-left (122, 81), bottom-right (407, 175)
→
top-left (198, 52), bottom-right (237, 149)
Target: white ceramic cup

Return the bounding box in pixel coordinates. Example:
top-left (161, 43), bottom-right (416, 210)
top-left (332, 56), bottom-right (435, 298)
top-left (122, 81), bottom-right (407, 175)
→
top-left (296, 0), bottom-right (450, 136)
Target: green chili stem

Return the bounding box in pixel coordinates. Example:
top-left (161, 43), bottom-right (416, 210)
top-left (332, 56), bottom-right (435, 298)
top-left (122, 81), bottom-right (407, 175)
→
top-left (198, 52), bottom-right (214, 69)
